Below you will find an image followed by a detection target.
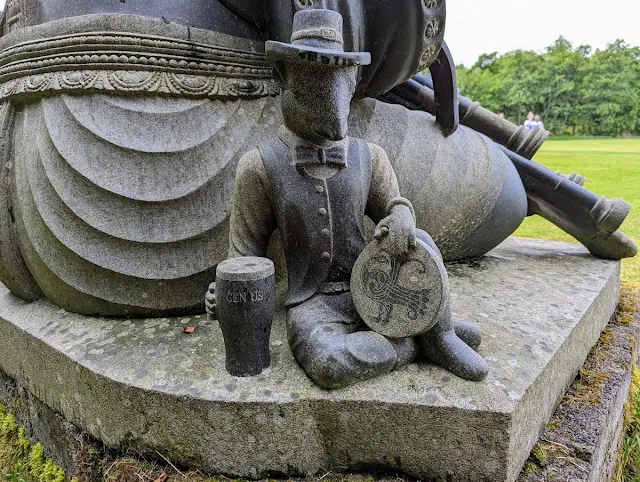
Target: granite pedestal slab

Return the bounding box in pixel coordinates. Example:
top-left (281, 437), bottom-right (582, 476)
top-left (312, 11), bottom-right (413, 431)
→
top-left (0, 237), bottom-right (620, 482)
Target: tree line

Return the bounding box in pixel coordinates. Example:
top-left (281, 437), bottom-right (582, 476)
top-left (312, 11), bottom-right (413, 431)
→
top-left (456, 38), bottom-right (640, 137)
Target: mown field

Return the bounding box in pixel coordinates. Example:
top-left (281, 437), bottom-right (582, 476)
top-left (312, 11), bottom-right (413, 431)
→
top-left (515, 138), bottom-right (640, 283)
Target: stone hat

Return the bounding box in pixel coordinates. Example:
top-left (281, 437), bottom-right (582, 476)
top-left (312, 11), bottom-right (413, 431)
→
top-left (265, 9), bottom-right (371, 67)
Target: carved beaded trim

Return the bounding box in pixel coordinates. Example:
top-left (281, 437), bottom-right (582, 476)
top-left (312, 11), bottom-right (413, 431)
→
top-left (0, 32), bottom-right (279, 100)
top-left (418, 45), bottom-right (440, 71)
top-left (417, 0), bottom-right (445, 72)
top-left (0, 70), bottom-right (280, 101)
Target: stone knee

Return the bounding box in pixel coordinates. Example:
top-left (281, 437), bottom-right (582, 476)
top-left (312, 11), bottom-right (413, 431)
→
top-left (295, 323), bottom-right (397, 389)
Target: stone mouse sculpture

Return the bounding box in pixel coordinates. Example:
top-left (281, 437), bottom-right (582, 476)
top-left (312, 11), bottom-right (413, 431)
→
top-left (216, 8), bottom-right (488, 388)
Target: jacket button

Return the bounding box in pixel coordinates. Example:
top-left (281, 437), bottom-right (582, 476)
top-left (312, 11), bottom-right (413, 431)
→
top-left (318, 208), bottom-right (327, 215)
top-left (321, 228), bottom-right (330, 237)
top-left (322, 252), bottom-right (330, 259)
top-left (315, 185), bottom-right (324, 193)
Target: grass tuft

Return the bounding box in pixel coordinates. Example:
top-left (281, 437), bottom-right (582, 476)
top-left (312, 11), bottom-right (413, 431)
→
top-left (616, 368), bottom-right (640, 481)
top-left (616, 282), bottom-right (640, 482)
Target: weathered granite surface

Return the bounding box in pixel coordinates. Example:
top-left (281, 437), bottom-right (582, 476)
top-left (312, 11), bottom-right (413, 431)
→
top-left (0, 238), bottom-right (620, 481)
top-left (517, 304), bottom-right (640, 481)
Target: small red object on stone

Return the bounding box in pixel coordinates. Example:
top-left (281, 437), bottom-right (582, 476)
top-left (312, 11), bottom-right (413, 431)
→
top-left (183, 326), bottom-right (196, 334)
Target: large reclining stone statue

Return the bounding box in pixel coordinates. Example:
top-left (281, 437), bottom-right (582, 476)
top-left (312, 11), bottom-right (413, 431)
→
top-left (0, 0), bottom-right (635, 317)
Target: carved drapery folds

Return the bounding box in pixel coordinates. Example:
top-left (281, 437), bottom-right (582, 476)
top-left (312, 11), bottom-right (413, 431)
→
top-left (0, 99), bottom-right (44, 301)
top-left (10, 93), bottom-right (281, 316)
top-left (0, 17), bottom-right (282, 316)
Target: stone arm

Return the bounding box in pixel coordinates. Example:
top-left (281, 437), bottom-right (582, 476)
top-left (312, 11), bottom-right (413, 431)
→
top-left (366, 143), bottom-right (416, 257)
top-left (365, 143), bottom-right (414, 224)
top-left (228, 149), bottom-right (277, 259)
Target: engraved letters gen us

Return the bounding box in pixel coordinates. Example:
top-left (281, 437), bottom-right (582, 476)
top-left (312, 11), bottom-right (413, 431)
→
top-left (225, 290), bottom-right (264, 304)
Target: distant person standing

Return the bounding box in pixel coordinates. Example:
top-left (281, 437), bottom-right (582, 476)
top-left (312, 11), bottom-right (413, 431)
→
top-left (524, 112), bottom-right (535, 130)
top-left (534, 114), bottom-right (545, 130)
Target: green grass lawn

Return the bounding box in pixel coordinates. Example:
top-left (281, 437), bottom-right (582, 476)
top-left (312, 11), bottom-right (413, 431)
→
top-left (514, 138), bottom-right (640, 283)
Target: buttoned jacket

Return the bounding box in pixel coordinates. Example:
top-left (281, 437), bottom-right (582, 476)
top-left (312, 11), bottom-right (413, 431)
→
top-left (228, 127), bottom-right (404, 307)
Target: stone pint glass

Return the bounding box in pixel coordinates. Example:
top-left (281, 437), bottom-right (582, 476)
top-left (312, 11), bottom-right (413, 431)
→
top-left (213, 257), bottom-right (276, 377)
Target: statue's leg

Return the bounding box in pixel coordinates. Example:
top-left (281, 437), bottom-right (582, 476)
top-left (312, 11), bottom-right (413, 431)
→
top-left (351, 98), bottom-right (636, 261)
top-left (9, 93), bottom-right (281, 316)
top-left (415, 229), bottom-right (483, 350)
top-left (286, 292), bottom-right (417, 389)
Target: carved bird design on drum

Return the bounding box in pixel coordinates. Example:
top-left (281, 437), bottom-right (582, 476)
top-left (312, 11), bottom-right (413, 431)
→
top-left (360, 253), bottom-right (431, 326)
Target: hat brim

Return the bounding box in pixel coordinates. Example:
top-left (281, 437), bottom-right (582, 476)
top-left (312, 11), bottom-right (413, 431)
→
top-left (265, 41), bottom-right (371, 67)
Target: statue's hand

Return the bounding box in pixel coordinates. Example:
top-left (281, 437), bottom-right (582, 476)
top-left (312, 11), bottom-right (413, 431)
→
top-left (374, 206), bottom-right (417, 258)
top-left (205, 282), bottom-right (216, 319)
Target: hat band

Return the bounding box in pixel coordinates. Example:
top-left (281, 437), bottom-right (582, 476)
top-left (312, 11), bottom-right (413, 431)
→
top-left (291, 27), bottom-right (344, 46)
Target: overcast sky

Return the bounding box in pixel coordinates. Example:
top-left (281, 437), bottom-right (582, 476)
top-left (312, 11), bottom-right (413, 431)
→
top-left (0, 0), bottom-right (638, 67)
top-left (446, 0), bottom-right (640, 66)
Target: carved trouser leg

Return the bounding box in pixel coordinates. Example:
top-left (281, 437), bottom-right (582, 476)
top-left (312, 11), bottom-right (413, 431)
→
top-left (287, 230), bottom-right (488, 388)
top-left (286, 292), bottom-right (416, 389)
top-left (414, 230), bottom-right (489, 381)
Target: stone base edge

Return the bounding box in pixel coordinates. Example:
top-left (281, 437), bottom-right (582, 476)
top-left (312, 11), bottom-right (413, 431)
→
top-left (0, 313), bottom-right (636, 482)
top-left (517, 310), bottom-right (640, 482)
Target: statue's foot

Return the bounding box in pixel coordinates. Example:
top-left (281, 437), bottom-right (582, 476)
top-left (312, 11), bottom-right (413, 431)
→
top-left (529, 198), bottom-right (637, 260)
top-left (419, 330), bottom-right (489, 381)
top-left (302, 325), bottom-right (398, 389)
top-left (454, 321), bottom-right (482, 349)
top-left (390, 337), bottom-right (419, 368)
top-left (582, 230), bottom-right (638, 260)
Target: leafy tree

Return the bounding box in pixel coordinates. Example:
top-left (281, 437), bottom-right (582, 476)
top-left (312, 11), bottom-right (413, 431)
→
top-left (456, 38), bottom-right (640, 136)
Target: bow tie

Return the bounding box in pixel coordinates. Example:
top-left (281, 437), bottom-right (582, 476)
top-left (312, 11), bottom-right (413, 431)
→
top-left (294, 144), bottom-right (347, 169)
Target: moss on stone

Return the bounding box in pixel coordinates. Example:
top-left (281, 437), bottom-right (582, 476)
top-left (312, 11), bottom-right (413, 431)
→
top-left (619, 282), bottom-right (640, 325)
top-left (565, 330), bottom-right (616, 408)
top-left (615, 282), bottom-right (640, 482)
top-left (531, 444), bottom-right (549, 467)
top-left (0, 403), bottom-right (68, 482)
top-left (616, 368), bottom-right (640, 481)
